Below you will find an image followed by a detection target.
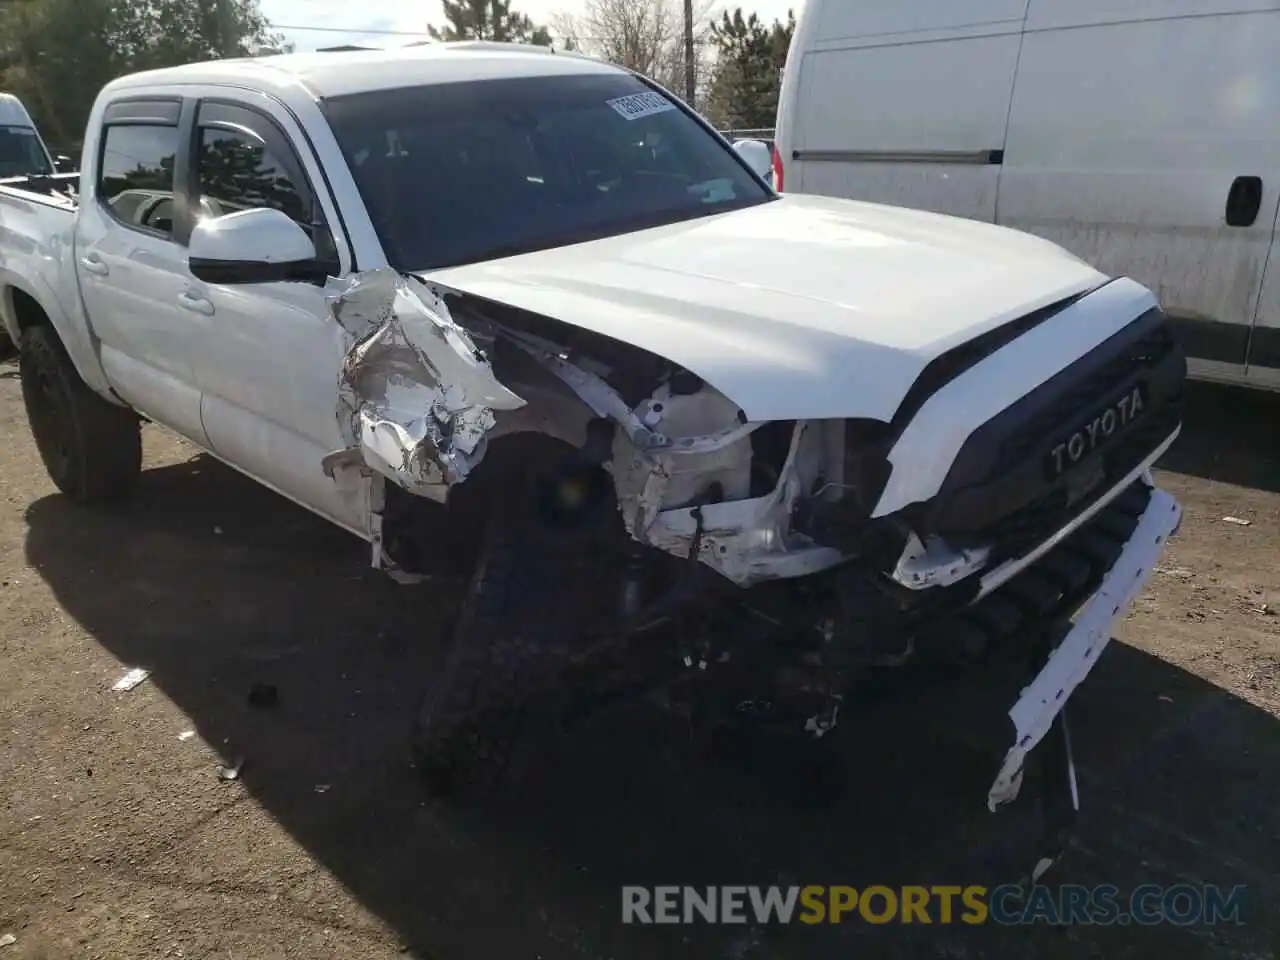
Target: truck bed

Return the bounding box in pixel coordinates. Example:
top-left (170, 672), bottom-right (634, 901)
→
top-left (0, 170), bottom-right (82, 358)
top-left (0, 171), bottom-right (79, 209)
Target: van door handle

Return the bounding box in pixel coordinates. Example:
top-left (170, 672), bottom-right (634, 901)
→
top-left (79, 255), bottom-right (109, 277)
top-left (1226, 176), bottom-right (1263, 227)
top-left (177, 291), bottom-right (215, 316)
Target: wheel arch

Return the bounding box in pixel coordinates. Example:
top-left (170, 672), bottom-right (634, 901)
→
top-left (0, 278), bottom-right (118, 400)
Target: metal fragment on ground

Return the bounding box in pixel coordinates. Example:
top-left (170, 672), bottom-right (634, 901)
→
top-left (1221, 516), bottom-right (1252, 526)
top-left (178, 730), bottom-right (196, 742)
top-left (217, 757), bottom-right (245, 781)
top-left (111, 667), bottom-right (149, 692)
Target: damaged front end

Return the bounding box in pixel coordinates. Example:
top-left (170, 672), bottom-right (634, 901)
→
top-left (322, 267), bottom-right (850, 588)
top-left (320, 267), bottom-right (1184, 882)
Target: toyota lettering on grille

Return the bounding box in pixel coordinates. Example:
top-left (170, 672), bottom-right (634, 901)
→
top-left (1048, 385), bottom-right (1145, 477)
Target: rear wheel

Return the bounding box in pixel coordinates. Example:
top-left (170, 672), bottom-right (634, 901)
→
top-left (19, 325), bottom-right (141, 504)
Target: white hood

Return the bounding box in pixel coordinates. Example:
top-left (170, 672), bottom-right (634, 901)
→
top-left (424, 193), bottom-right (1109, 423)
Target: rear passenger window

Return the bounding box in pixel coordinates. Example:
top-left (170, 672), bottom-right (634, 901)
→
top-left (98, 124), bottom-right (179, 238)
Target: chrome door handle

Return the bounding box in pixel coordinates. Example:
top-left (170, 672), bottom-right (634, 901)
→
top-left (79, 255), bottom-right (108, 276)
top-left (177, 291), bottom-right (215, 316)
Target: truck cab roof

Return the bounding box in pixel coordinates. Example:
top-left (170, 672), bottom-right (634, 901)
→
top-left (101, 42), bottom-right (620, 102)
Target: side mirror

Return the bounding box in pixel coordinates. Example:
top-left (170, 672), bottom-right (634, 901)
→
top-left (53, 154), bottom-right (75, 173)
top-left (188, 207), bottom-right (322, 285)
top-left (733, 139), bottom-right (773, 186)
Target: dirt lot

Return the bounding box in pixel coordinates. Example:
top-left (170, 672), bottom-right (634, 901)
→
top-left (0, 359), bottom-right (1277, 960)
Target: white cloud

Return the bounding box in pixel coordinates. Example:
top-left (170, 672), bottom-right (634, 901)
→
top-left (261, 0), bottom-right (800, 52)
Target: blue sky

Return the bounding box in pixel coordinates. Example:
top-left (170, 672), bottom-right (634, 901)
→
top-left (261, 0), bottom-right (800, 51)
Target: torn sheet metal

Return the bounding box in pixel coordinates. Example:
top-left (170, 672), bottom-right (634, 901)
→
top-left (326, 268), bottom-right (525, 501)
top-left (617, 419), bottom-right (843, 585)
top-left (987, 487), bottom-right (1182, 811)
top-left (498, 327), bottom-right (830, 584)
top-left (892, 533), bottom-right (991, 591)
top-left (501, 329), bottom-right (768, 458)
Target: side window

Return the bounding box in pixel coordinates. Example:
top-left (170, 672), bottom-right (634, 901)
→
top-left (98, 124), bottom-right (179, 238)
top-left (196, 127), bottom-right (309, 226)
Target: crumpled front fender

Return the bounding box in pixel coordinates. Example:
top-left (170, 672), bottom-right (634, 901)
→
top-left (323, 268), bottom-right (526, 502)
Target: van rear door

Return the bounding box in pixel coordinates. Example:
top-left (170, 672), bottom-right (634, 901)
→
top-left (777, 0), bottom-right (1028, 221)
top-left (997, 1), bottom-right (1280, 383)
top-left (1244, 209), bottom-right (1280, 388)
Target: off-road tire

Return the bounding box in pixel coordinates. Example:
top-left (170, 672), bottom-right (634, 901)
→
top-left (411, 488), bottom-right (622, 799)
top-left (19, 324), bottom-right (141, 504)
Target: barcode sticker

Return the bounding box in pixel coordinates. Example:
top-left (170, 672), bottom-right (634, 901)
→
top-left (606, 92), bottom-right (676, 121)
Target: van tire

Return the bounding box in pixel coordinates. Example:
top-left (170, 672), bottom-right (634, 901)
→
top-left (19, 324), bottom-right (141, 504)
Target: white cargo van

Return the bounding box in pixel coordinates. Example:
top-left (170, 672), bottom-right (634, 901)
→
top-left (775, 0), bottom-right (1280, 391)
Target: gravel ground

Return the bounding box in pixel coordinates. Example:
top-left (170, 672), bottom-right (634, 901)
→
top-left (0, 360), bottom-right (1277, 960)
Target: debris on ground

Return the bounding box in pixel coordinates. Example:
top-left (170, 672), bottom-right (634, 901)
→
top-left (1154, 564), bottom-right (1195, 579)
top-left (1221, 516), bottom-right (1252, 526)
top-left (0, 933), bottom-right (15, 948)
top-left (217, 757), bottom-right (245, 781)
top-left (178, 730), bottom-right (196, 742)
top-left (247, 683), bottom-right (278, 708)
top-left (111, 667), bottom-right (149, 692)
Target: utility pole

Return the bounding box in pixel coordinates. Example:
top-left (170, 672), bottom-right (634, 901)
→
top-left (217, 0), bottom-right (239, 57)
top-left (683, 0), bottom-right (695, 104)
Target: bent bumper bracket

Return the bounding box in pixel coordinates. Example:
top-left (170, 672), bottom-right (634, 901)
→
top-left (987, 484), bottom-right (1182, 811)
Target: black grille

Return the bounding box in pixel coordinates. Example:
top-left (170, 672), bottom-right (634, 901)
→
top-left (983, 403), bottom-right (1178, 560)
top-left (994, 324), bottom-right (1178, 474)
top-left (924, 307), bottom-right (1185, 552)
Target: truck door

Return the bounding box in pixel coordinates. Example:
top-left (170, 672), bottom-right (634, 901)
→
top-left (180, 98), bottom-right (369, 537)
top-left (73, 98), bottom-right (209, 445)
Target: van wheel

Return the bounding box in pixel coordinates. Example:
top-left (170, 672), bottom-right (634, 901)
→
top-left (411, 480), bottom-right (623, 799)
top-left (19, 325), bottom-right (141, 504)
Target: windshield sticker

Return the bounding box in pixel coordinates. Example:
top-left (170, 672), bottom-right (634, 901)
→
top-left (606, 92), bottom-right (676, 121)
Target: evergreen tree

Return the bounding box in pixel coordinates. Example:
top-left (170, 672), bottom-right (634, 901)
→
top-left (427, 0), bottom-right (552, 46)
top-left (707, 8), bottom-right (794, 130)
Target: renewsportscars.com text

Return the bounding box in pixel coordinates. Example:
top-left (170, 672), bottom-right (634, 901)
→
top-left (621, 884), bottom-right (1246, 927)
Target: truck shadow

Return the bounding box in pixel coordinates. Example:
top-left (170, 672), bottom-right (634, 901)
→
top-left (1158, 380), bottom-right (1280, 492)
top-left (18, 442), bottom-right (1280, 959)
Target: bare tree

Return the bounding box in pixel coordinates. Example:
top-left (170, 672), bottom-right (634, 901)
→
top-left (551, 0), bottom-right (715, 108)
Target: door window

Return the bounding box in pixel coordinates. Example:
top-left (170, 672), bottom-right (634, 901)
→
top-left (98, 124), bottom-right (179, 238)
top-left (195, 126), bottom-right (309, 226)
top-left (194, 122), bottom-right (337, 263)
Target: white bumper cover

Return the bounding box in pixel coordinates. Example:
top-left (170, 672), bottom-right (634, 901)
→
top-left (987, 482), bottom-right (1182, 811)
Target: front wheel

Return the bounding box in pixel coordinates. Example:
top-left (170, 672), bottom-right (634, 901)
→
top-left (411, 478), bottom-right (625, 799)
top-left (19, 325), bottom-right (141, 504)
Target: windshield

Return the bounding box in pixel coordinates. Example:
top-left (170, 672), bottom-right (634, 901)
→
top-left (0, 125), bottom-right (52, 178)
top-left (322, 73), bottom-right (773, 271)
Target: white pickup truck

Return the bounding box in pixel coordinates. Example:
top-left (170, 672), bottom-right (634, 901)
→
top-left (0, 43), bottom-right (1184, 863)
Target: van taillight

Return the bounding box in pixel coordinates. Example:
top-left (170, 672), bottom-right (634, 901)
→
top-left (771, 145), bottom-right (784, 192)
